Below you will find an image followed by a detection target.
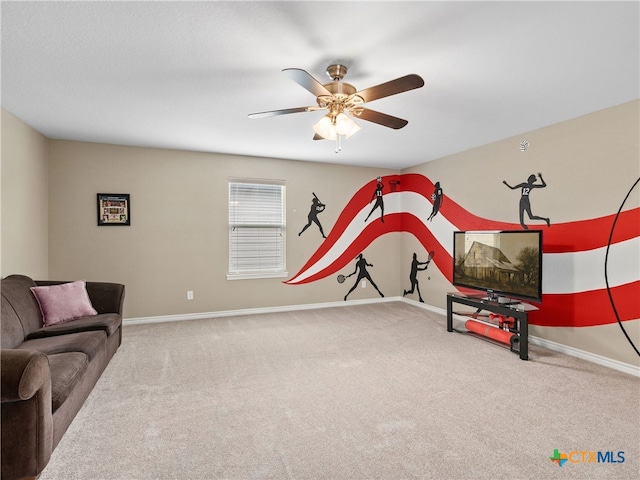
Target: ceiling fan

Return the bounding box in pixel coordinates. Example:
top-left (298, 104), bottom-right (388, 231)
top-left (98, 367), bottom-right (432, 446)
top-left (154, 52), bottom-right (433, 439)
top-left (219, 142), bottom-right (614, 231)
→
top-left (248, 64), bottom-right (424, 150)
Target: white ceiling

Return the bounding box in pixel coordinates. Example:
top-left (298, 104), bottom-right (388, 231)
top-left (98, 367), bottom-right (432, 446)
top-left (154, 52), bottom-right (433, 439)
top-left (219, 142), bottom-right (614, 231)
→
top-left (2, 1), bottom-right (638, 170)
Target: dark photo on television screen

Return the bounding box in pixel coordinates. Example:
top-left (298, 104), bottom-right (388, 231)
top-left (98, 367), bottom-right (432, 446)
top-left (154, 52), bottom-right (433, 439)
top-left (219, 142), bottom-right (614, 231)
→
top-left (453, 230), bottom-right (543, 302)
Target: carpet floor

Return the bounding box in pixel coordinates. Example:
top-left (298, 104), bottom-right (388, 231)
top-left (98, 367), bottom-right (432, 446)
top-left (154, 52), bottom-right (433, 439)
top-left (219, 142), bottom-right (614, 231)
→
top-left (39, 302), bottom-right (639, 479)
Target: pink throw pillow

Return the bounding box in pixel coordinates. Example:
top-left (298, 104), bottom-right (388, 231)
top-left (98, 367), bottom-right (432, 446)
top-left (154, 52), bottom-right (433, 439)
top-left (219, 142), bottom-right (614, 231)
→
top-left (30, 280), bottom-right (98, 327)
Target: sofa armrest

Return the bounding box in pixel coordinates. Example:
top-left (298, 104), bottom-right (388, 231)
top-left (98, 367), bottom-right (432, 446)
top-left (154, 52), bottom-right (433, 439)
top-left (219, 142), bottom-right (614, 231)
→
top-left (1, 349), bottom-right (50, 402)
top-left (1, 349), bottom-right (53, 480)
top-left (85, 282), bottom-right (125, 315)
top-left (36, 280), bottom-right (125, 315)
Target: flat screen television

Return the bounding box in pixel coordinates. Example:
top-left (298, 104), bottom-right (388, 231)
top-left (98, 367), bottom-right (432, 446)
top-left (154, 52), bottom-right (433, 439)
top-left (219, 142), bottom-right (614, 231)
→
top-left (452, 230), bottom-right (543, 303)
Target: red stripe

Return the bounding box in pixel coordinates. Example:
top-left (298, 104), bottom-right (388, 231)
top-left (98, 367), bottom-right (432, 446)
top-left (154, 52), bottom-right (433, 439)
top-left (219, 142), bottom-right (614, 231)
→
top-left (528, 281), bottom-right (640, 327)
top-left (289, 173), bottom-right (638, 283)
top-left (400, 173), bottom-right (522, 231)
top-left (285, 173), bottom-right (640, 328)
top-left (288, 212), bottom-right (450, 284)
top-left (286, 175), bottom-right (401, 284)
top-left (288, 213), bottom-right (404, 284)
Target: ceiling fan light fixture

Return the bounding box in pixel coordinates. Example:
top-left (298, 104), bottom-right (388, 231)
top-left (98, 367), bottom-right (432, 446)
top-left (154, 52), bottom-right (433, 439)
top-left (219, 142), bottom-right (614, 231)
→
top-left (313, 115), bottom-right (337, 141)
top-left (314, 112), bottom-right (360, 141)
top-left (335, 112), bottom-right (360, 138)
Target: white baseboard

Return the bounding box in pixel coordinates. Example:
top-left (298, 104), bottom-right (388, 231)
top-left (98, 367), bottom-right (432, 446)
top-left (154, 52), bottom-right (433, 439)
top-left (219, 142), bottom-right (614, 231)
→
top-left (527, 336), bottom-right (640, 377)
top-left (123, 296), bottom-right (400, 326)
top-left (399, 298), bottom-right (640, 377)
top-left (125, 297), bottom-right (640, 378)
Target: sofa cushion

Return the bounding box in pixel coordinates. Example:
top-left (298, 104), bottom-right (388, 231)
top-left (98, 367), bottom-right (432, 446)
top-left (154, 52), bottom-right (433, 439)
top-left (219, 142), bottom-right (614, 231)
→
top-left (30, 281), bottom-right (98, 327)
top-left (26, 313), bottom-right (121, 340)
top-left (47, 352), bottom-right (88, 411)
top-left (0, 275), bottom-right (43, 338)
top-left (18, 330), bottom-right (107, 361)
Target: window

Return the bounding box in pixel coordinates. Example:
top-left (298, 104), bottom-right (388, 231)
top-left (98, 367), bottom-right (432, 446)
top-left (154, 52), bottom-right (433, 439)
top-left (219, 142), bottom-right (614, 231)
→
top-left (228, 179), bottom-right (286, 279)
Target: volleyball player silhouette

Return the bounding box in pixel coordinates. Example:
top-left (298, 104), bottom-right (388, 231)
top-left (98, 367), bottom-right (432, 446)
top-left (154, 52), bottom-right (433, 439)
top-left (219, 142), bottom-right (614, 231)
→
top-left (364, 177), bottom-right (385, 223)
top-left (503, 173), bottom-right (550, 230)
top-left (344, 254), bottom-right (384, 301)
top-left (427, 181), bottom-right (443, 221)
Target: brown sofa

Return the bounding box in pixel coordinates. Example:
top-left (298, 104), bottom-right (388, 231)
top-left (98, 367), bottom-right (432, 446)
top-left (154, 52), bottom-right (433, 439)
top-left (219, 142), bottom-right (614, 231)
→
top-left (1, 274), bottom-right (125, 480)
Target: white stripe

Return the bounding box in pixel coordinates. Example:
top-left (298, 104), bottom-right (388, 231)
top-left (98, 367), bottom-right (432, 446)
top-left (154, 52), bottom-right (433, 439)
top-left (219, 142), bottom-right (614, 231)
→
top-left (543, 237), bottom-right (639, 293)
top-left (293, 191), bottom-right (452, 283)
top-left (402, 192), bottom-right (639, 293)
top-left (291, 193), bottom-right (403, 283)
top-left (401, 191), bottom-right (457, 255)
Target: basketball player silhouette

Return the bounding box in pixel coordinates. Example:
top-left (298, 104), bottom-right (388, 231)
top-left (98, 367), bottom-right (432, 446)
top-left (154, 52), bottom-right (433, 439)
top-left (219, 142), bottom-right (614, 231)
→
top-left (364, 177), bottom-right (385, 223)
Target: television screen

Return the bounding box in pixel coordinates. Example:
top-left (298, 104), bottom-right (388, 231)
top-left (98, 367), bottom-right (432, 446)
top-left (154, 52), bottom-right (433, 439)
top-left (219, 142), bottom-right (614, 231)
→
top-left (452, 230), bottom-right (543, 302)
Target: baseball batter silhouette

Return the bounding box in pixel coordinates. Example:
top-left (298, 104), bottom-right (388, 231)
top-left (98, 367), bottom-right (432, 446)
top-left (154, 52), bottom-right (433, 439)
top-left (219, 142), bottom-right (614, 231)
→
top-left (299, 195), bottom-right (326, 238)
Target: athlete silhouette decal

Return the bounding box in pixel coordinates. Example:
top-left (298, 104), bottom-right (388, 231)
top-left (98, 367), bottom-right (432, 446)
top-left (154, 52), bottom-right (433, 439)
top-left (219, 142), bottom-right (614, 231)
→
top-left (503, 173), bottom-right (550, 230)
top-left (402, 252), bottom-right (432, 303)
top-left (427, 181), bottom-right (443, 221)
top-left (299, 193), bottom-right (327, 238)
top-left (343, 253), bottom-right (384, 301)
top-left (364, 177), bottom-right (385, 223)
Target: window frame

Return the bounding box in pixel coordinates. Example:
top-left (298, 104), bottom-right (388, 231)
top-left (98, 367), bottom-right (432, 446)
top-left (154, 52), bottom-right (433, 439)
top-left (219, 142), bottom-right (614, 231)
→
top-left (227, 178), bottom-right (287, 280)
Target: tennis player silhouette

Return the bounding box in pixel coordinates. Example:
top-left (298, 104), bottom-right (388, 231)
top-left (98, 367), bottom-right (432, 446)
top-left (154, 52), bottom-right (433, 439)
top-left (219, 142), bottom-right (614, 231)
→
top-left (344, 253), bottom-right (384, 301)
top-left (364, 177), bottom-right (385, 223)
top-left (503, 173), bottom-right (550, 230)
top-left (299, 195), bottom-right (326, 238)
top-left (402, 252), bottom-right (431, 302)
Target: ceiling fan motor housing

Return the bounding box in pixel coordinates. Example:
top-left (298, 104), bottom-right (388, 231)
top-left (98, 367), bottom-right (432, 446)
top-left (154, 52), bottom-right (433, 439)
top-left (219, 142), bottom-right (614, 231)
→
top-left (318, 65), bottom-right (363, 113)
top-left (326, 64), bottom-right (348, 81)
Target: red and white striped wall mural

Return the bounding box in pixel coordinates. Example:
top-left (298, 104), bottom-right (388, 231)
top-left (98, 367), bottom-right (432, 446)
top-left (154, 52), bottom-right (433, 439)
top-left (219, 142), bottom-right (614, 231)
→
top-left (286, 174), bottom-right (640, 334)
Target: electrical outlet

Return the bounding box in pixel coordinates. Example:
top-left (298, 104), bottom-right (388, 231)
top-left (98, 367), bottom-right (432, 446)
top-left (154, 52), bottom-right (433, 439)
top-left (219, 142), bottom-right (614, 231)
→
top-left (361, 280), bottom-right (366, 288)
top-left (187, 290), bottom-right (194, 300)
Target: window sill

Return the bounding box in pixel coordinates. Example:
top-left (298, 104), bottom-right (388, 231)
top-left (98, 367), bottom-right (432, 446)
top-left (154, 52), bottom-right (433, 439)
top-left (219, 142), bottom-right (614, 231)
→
top-left (226, 271), bottom-right (289, 281)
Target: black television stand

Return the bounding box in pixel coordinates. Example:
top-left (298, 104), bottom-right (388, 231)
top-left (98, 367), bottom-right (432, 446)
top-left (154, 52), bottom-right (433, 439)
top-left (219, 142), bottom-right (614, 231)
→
top-left (487, 296), bottom-right (519, 305)
top-left (446, 292), bottom-right (537, 360)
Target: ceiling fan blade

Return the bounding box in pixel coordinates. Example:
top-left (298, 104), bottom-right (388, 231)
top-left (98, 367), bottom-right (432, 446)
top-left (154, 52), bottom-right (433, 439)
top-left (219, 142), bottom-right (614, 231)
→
top-left (282, 68), bottom-right (333, 98)
top-left (354, 74), bottom-right (424, 103)
top-left (356, 108), bottom-right (409, 129)
top-left (313, 133), bottom-right (324, 141)
top-left (248, 106), bottom-right (318, 119)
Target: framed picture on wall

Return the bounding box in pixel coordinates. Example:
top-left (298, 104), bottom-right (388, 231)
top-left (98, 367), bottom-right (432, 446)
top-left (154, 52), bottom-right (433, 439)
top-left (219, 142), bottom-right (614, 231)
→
top-left (97, 193), bottom-right (130, 226)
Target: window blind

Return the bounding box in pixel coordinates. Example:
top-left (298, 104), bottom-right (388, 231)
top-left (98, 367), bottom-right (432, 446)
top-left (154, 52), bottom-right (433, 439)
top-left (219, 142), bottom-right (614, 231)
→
top-left (228, 181), bottom-right (286, 277)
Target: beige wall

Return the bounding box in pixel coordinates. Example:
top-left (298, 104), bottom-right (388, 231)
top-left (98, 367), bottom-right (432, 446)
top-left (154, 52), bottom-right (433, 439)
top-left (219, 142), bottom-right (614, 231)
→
top-left (407, 101), bottom-right (639, 224)
top-left (46, 140), bottom-right (401, 318)
top-left (2, 101), bottom-right (638, 367)
top-left (402, 100), bottom-right (640, 366)
top-left (1, 109), bottom-right (49, 278)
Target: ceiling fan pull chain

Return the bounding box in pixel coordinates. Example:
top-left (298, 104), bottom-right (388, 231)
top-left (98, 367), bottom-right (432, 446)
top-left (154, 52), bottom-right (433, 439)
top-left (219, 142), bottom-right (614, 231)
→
top-left (335, 134), bottom-right (342, 153)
